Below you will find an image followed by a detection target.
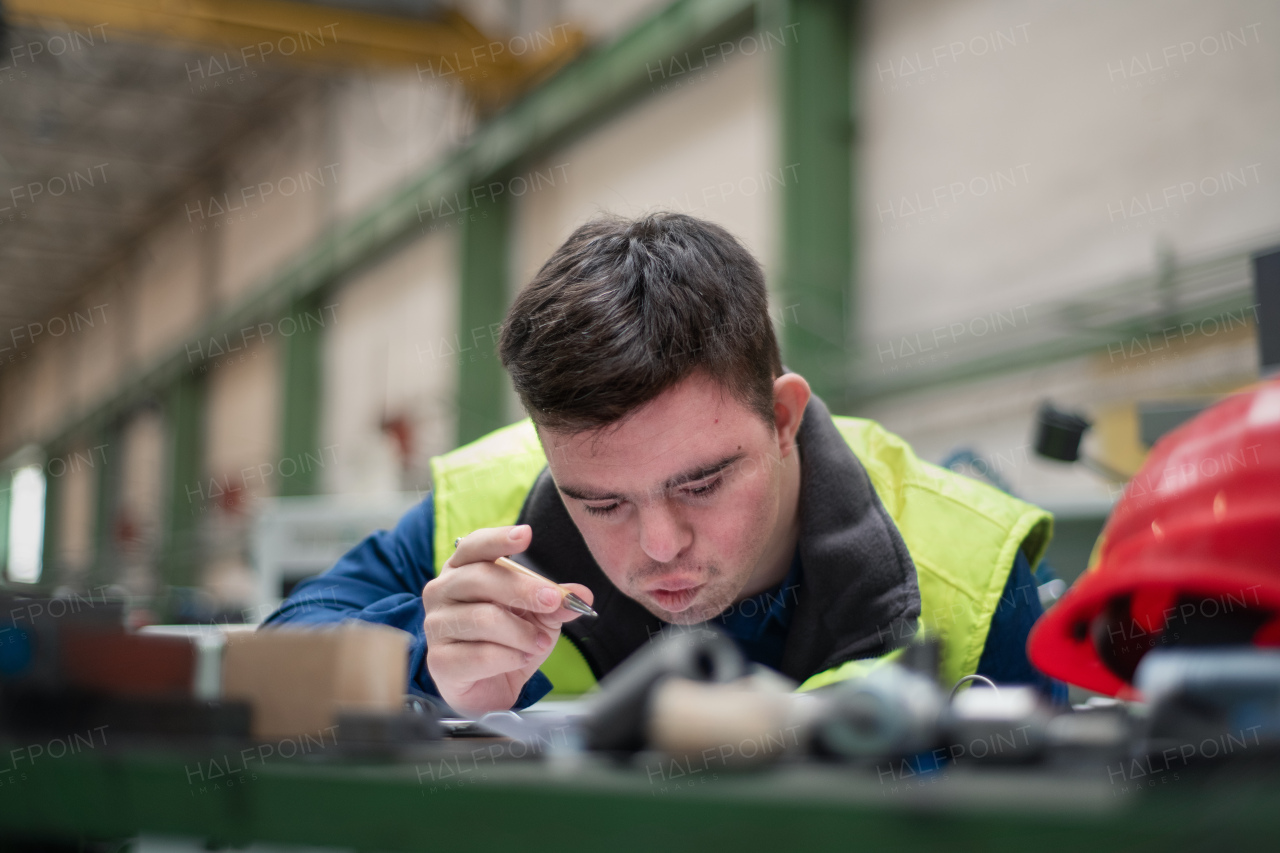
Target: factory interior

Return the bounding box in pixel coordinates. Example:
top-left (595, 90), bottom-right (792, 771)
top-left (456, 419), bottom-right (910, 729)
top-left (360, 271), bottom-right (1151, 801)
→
top-left (0, 0), bottom-right (1278, 849)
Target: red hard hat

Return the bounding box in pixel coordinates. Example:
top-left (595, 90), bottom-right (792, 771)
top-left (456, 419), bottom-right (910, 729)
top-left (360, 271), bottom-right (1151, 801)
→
top-left (1028, 378), bottom-right (1280, 698)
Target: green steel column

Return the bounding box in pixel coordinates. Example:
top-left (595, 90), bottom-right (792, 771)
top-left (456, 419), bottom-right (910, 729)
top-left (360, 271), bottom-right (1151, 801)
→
top-left (89, 425), bottom-right (120, 588)
top-left (775, 0), bottom-right (855, 412)
top-left (40, 448), bottom-right (62, 586)
top-left (279, 294), bottom-right (326, 497)
top-left (0, 468), bottom-right (9, 579)
top-left (455, 188), bottom-right (512, 446)
top-left (162, 374), bottom-right (205, 593)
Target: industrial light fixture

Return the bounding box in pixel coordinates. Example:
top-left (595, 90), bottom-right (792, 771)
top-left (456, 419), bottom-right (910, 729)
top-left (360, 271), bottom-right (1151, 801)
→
top-left (1033, 402), bottom-right (1131, 482)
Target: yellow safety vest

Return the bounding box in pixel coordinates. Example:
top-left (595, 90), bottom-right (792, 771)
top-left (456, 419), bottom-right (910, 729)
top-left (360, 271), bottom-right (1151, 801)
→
top-left (429, 416), bottom-right (1052, 695)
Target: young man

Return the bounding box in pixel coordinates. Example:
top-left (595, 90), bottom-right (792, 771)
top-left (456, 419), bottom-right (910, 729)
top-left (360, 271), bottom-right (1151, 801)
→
top-left (265, 212), bottom-right (1062, 715)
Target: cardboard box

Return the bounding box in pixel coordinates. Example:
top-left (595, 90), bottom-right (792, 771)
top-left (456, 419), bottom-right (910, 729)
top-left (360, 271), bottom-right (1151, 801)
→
top-left (222, 623), bottom-right (409, 740)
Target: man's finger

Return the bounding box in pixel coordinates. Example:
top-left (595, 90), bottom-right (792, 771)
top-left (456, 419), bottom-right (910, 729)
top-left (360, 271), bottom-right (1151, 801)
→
top-left (446, 525), bottom-right (532, 569)
top-left (440, 562), bottom-right (566, 614)
top-left (525, 583), bottom-right (595, 630)
top-left (425, 602), bottom-right (553, 654)
top-left (428, 640), bottom-right (533, 685)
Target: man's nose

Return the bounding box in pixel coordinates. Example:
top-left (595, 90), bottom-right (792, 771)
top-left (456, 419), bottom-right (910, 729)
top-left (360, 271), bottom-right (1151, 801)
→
top-left (637, 503), bottom-right (692, 564)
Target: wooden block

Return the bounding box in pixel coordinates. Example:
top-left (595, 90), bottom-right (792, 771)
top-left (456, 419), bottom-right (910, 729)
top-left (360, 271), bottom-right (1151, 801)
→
top-left (222, 623), bottom-right (409, 740)
top-left (59, 628), bottom-right (197, 697)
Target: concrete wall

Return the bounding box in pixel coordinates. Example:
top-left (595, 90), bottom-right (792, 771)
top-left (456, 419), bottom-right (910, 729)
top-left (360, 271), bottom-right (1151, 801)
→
top-left (53, 440), bottom-right (95, 583)
top-left (132, 218), bottom-right (206, 370)
top-left (513, 44), bottom-right (778, 418)
top-left (330, 76), bottom-right (473, 220)
top-left (322, 229), bottom-right (458, 497)
top-left (860, 0), bottom-right (1278, 336)
top-left (216, 90), bottom-right (335, 304)
top-left (857, 0), bottom-right (1276, 513)
top-left (516, 46), bottom-right (777, 286)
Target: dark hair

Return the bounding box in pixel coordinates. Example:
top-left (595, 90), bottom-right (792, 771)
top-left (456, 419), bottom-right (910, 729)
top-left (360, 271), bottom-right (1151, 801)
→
top-left (499, 212), bottom-right (782, 432)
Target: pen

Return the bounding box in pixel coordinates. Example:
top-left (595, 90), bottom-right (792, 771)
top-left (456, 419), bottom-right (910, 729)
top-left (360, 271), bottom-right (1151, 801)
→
top-left (493, 556), bottom-right (598, 618)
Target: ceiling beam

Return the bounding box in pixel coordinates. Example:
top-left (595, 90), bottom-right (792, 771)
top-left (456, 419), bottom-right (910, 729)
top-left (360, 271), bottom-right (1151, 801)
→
top-left (7, 0), bottom-right (585, 112)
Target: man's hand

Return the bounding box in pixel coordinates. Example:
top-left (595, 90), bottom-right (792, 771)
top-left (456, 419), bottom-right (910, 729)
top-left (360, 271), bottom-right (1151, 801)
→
top-left (422, 524), bottom-right (593, 717)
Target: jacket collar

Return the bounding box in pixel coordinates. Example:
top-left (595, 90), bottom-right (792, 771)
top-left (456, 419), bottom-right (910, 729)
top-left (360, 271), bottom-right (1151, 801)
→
top-left (781, 394), bottom-right (920, 676)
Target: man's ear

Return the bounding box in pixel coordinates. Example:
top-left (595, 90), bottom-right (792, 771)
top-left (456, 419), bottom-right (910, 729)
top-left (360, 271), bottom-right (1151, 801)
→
top-left (772, 373), bottom-right (811, 457)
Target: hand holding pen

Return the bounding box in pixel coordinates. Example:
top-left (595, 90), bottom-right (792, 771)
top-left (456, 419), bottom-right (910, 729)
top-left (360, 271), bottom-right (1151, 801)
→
top-left (490, 556), bottom-right (596, 618)
top-left (421, 524), bottom-right (595, 717)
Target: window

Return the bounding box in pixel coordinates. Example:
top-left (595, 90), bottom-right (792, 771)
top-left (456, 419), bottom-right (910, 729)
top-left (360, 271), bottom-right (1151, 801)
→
top-left (7, 464), bottom-right (46, 583)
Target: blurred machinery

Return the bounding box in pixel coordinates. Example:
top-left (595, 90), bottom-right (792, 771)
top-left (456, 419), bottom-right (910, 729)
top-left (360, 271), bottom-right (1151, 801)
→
top-left (1033, 402), bottom-right (1132, 483)
top-left (251, 493), bottom-right (421, 617)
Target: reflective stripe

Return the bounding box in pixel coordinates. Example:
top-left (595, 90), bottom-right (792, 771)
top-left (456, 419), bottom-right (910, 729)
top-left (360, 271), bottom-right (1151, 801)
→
top-left (798, 620), bottom-right (934, 691)
top-left (797, 646), bottom-right (906, 692)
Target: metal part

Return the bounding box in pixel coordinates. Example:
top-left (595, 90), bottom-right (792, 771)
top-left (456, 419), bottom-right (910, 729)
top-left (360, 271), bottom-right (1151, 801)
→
top-left (1038, 578), bottom-right (1067, 608)
top-left (1044, 706), bottom-right (1130, 758)
top-left (810, 662), bottom-right (944, 759)
top-left (1136, 648), bottom-right (1280, 747)
top-left (944, 685), bottom-right (1048, 764)
top-left (582, 627), bottom-right (747, 754)
top-left (559, 593), bottom-right (597, 618)
top-left (949, 673), bottom-right (997, 700)
top-left (476, 708), bottom-right (581, 753)
top-left (1034, 402), bottom-right (1090, 463)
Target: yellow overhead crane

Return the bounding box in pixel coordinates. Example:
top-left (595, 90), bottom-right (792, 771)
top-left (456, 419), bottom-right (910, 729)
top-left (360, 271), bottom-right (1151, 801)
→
top-left (7, 0), bottom-right (586, 112)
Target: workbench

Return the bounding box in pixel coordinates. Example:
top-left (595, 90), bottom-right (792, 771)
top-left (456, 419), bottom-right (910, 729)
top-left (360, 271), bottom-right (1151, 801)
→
top-left (1, 735), bottom-right (1278, 852)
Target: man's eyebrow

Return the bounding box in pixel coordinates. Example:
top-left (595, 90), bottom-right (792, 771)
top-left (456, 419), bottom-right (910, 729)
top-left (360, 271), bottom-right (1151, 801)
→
top-left (557, 453), bottom-right (745, 503)
top-left (557, 482), bottom-right (622, 502)
top-left (662, 453), bottom-right (744, 490)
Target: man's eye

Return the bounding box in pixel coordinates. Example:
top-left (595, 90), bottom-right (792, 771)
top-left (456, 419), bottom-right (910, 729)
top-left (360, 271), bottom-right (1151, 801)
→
top-left (684, 478), bottom-right (723, 498)
top-left (584, 502), bottom-right (621, 517)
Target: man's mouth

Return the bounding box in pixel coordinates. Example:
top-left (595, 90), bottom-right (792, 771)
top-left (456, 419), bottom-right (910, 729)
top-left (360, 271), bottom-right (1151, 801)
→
top-left (646, 579), bottom-right (705, 613)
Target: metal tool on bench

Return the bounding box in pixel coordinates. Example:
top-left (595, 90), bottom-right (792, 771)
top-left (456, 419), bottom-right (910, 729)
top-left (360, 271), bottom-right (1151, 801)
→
top-left (581, 627), bottom-right (748, 753)
top-left (1136, 648), bottom-right (1280, 749)
top-left (578, 629), bottom-right (1098, 769)
top-left (580, 628), bottom-right (951, 764)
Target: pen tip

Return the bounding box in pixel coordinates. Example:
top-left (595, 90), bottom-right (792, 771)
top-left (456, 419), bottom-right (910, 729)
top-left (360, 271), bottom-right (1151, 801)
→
top-left (565, 593), bottom-right (598, 618)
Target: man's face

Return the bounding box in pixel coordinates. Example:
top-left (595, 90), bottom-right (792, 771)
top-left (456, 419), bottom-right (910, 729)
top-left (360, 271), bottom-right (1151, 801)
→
top-left (539, 372), bottom-right (791, 624)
